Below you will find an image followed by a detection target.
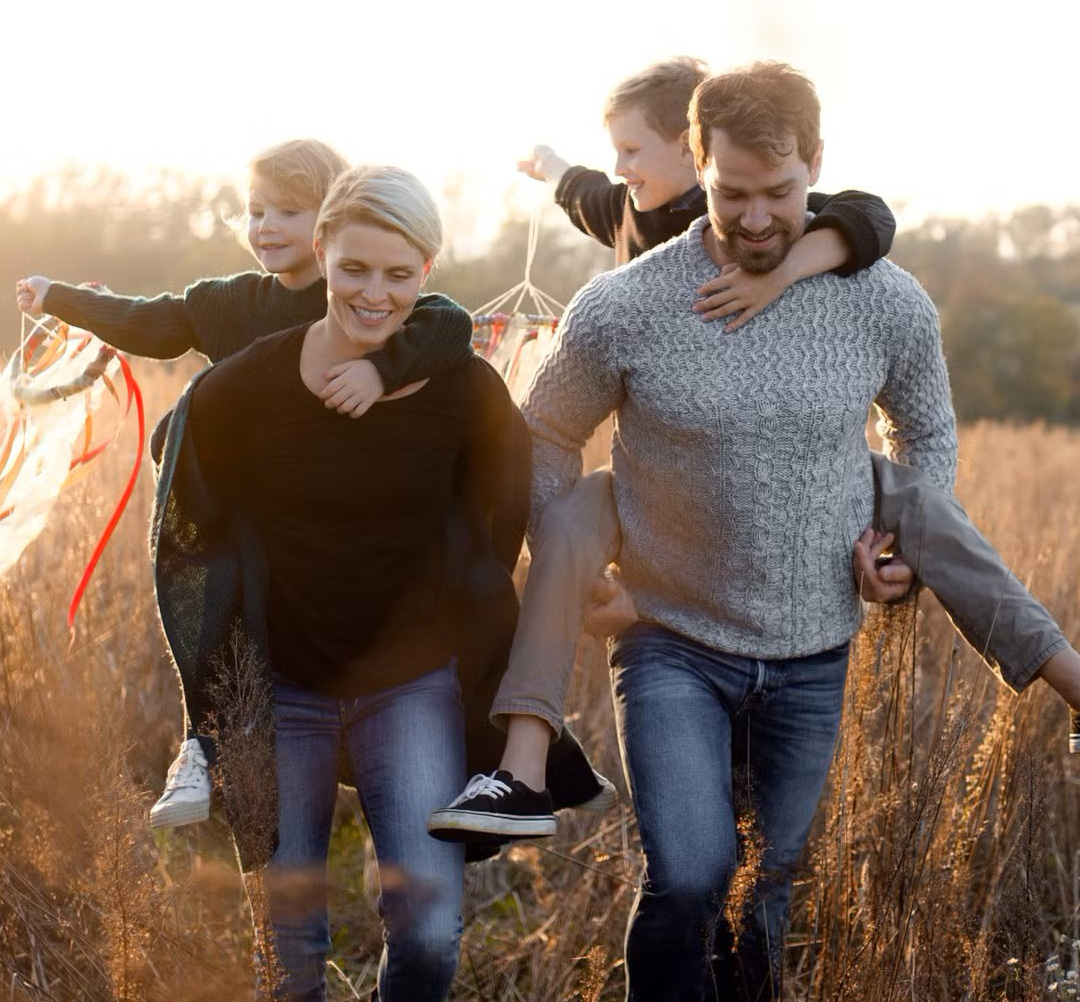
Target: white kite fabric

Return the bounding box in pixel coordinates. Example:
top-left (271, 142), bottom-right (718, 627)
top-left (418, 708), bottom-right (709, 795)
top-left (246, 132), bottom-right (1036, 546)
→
top-left (471, 209), bottom-right (564, 403)
top-left (0, 310), bottom-right (144, 630)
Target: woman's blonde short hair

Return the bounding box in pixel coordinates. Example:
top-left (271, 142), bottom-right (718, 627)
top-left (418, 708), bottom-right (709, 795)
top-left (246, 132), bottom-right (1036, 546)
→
top-left (315, 165), bottom-right (442, 263)
top-left (249, 139), bottom-right (349, 209)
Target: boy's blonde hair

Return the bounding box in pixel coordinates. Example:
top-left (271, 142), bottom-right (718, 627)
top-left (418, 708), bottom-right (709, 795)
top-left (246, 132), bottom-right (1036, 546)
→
top-left (249, 139), bottom-right (349, 209)
top-left (315, 166), bottom-right (443, 263)
top-left (603, 57), bottom-right (709, 140)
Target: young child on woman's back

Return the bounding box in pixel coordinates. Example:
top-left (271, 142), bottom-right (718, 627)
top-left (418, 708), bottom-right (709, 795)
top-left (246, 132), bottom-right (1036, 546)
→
top-left (427, 57), bottom-right (1080, 844)
top-left (17, 139), bottom-right (477, 829)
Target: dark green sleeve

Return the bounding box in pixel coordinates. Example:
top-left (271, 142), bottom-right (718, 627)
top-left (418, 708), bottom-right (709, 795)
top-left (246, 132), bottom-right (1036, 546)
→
top-left (364, 292), bottom-right (474, 394)
top-left (43, 282), bottom-right (199, 360)
top-left (805, 190), bottom-right (897, 276)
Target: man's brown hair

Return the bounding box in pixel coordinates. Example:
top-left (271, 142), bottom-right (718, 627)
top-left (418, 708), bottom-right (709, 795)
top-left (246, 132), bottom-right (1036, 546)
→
top-left (688, 62), bottom-right (820, 169)
top-left (603, 57), bottom-right (709, 140)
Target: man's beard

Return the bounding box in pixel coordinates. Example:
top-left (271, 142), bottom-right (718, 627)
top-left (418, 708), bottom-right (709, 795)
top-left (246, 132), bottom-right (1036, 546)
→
top-left (719, 219), bottom-right (797, 274)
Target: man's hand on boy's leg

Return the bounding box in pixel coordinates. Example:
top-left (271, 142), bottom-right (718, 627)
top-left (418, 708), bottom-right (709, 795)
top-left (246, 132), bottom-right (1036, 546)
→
top-left (852, 528), bottom-right (914, 604)
top-left (583, 566), bottom-right (638, 637)
top-left (517, 145), bottom-right (571, 186)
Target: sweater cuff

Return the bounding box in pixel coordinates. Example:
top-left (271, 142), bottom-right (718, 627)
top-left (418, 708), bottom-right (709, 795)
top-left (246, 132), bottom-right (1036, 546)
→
top-left (41, 282), bottom-right (88, 326)
top-left (805, 203), bottom-right (879, 278)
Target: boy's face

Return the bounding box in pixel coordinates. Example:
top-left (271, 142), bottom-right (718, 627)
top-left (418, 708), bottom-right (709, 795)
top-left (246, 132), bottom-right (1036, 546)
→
top-left (699, 127), bottom-right (822, 274)
top-left (246, 174), bottom-right (321, 289)
top-left (317, 221), bottom-right (429, 356)
top-left (607, 107), bottom-right (698, 213)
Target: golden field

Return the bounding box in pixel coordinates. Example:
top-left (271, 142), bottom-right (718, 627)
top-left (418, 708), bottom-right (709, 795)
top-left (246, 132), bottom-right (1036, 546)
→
top-left (1, 359), bottom-right (1079, 1002)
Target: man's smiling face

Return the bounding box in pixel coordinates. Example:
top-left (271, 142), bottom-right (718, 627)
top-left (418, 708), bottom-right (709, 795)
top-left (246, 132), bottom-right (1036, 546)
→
top-left (700, 126), bottom-right (822, 273)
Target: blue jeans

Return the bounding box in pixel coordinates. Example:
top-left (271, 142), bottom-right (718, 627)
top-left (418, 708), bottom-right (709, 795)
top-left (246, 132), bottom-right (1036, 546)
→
top-left (262, 664), bottom-right (466, 1002)
top-left (609, 624), bottom-right (849, 1002)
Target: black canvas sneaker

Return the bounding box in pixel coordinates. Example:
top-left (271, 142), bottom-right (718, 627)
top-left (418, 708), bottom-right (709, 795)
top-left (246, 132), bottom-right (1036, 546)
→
top-left (428, 770), bottom-right (556, 841)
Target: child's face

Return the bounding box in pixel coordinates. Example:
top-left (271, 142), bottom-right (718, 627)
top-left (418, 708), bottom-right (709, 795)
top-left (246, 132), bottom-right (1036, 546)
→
top-left (246, 174), bottom-right (320, 289)
top-left (317, 221), bottom-right (429, 356)
top-left (607, 107), bottom-right (698, 213)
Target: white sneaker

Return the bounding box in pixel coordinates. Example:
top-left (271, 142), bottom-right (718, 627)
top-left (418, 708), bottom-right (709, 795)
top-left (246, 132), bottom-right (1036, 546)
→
top-left (149, 738), bottom-right (211, 828)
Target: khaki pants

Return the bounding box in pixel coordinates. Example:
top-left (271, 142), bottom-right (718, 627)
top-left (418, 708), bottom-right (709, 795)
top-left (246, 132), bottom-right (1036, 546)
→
top-left (490, 455), bottom-right (1067, 732)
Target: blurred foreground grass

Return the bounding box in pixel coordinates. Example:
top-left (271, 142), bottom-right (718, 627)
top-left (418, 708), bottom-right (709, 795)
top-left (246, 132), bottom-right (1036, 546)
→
top-left (1, 361), bottom-right (1078, 1001)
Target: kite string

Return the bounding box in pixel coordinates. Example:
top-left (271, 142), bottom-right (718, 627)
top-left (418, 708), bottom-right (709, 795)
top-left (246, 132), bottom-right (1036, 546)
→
top-left (471, 197), bottom-right (566, 319)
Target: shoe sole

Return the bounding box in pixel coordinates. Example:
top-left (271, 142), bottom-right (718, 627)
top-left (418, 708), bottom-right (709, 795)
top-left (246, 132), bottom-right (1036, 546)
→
top-left (572, 776), bottom-right (618, 813)
top-left (149, 800), bottom-right (211, 829)
top-left (427, 810), bottom-right (557, 840)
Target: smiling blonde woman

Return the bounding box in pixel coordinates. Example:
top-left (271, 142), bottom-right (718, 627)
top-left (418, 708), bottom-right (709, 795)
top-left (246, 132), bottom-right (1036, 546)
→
top-left (161, 165), bottom-right (528, 1002)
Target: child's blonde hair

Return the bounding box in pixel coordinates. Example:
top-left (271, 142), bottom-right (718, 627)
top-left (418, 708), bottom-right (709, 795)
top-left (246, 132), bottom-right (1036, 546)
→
top-left (315, 166), bottom-right (442, 263)
top-left (249, 139), bottom-right (349, 209)
top-left (603, 57), bottom-right (709, 140)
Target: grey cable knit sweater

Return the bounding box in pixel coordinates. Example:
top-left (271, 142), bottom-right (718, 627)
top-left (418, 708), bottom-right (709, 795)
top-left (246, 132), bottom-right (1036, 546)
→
top-left (524, 216), bottom-right (958, 659)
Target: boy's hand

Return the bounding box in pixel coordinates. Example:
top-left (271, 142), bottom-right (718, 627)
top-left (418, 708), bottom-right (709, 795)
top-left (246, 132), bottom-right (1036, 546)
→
top-left (852, 528), bottom-right (914, 603)
top-left (693, 263), bottom-right (790, 332)
top-left (583, 567), bottom-right (638, 638)
top-left (517, 145), bottom-right (571, 186)
top-left (15, 276), bottom-right (51, 317)
top-left (320, 358), bottom-right (385, 418)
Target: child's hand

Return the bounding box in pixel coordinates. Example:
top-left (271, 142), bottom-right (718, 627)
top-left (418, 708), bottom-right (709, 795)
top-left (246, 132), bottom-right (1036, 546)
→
top-left (517, 145), bottom-right (571, 185)
top-left (583, 566), bottom-right (638, 638)
top-left (15, 276), bottom-right (50, 317)
top-left (852, 528), bottom-right (914, 603)
top-left (319, 358), bottom-right (385, 418)
top-left (693, 263), bottom-right (790, 332)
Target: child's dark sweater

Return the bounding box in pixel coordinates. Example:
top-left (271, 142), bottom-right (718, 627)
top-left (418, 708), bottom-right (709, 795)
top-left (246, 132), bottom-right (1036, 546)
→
top-left (43, 272), bottom-right (473, 393)
top-left (554, 167), bottom-right (896, 271)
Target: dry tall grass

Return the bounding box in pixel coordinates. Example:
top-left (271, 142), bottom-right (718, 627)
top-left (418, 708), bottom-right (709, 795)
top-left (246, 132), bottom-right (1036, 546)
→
top-left (1, 363), bottom-right (1078, 1001)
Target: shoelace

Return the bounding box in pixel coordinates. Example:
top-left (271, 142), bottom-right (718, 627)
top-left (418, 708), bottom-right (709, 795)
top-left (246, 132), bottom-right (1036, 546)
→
top-left (165, 742), bottom-right (209, 788)
top-left (446, 772), bottom-right (511, 808)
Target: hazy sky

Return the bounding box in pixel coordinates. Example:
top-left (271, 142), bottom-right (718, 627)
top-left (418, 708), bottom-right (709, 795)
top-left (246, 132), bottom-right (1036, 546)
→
top-left (2, 0), bottom-right (1075, 236)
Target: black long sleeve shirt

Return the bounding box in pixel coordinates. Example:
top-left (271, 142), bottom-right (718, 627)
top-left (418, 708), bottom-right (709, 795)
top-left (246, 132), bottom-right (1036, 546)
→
top-left (554, 167), bottom-right (896, 271)
top-left (43, 273), bottom-right (474, 393)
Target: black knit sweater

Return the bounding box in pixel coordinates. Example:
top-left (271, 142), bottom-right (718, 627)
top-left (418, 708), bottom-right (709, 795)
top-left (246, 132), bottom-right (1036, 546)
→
top-left (43, 273), bottom-right (474, 394)
top-left (554, 167), bottom-right (896, 271)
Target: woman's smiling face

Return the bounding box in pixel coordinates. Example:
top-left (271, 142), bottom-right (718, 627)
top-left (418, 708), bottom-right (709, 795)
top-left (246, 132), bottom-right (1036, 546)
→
top-left (318, 221), bottom-right (429, 355)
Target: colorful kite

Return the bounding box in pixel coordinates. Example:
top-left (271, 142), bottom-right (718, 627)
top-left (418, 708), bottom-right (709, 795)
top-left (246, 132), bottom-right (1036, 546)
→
top-left (0, 310), bottom-right (144, 631)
